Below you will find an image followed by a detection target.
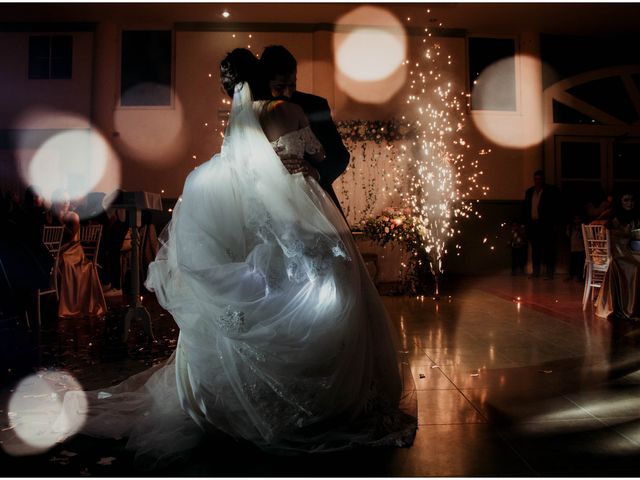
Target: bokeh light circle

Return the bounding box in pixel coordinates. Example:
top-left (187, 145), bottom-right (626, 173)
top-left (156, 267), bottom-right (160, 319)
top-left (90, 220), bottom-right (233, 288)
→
top-left (471, 54), bottom-right (553, 149)
top-left (334, 6), bottom-right (407, 104)
top-left (4, 370), bottom-right (87, 456)
top-left (114, 83), bottom-right (188, 168)
top-left (336, 27), bottom-right (406, 82)
top-left (14, 108), bottom-right (121, 211)
top-left (28, 130), bottom-right (112, 202)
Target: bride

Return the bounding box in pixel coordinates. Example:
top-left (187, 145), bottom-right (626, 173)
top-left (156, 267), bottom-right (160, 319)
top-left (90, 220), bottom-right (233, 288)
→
top-left (34, 48), bottom-right (416, 467)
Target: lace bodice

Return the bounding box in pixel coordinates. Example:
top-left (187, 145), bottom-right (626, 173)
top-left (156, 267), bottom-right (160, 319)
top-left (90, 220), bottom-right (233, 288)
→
top-left (270, 126), bottom-right (323, 160)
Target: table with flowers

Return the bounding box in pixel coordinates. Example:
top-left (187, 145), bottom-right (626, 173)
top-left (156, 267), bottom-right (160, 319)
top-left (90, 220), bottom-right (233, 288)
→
top-left (353, 207), bottom-right (431, 294)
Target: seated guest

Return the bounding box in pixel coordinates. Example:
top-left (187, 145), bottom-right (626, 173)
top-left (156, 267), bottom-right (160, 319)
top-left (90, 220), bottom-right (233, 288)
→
top-left (50, 189), bottom-right (106, 319)
top-left (586, 190), bottom-right (614, 223)
top-left (609, 192), bottom-right (640, 236)
top-left (597, 191), bottom-right (640, 257)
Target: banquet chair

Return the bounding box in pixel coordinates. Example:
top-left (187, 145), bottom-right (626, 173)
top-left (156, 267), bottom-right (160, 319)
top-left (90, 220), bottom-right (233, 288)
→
top-left (80, 224), bottom-right (103, 267)
top-left (581, 223), bottom-right (611, 310)
top-left (37, 225), bottom-right (65, 326)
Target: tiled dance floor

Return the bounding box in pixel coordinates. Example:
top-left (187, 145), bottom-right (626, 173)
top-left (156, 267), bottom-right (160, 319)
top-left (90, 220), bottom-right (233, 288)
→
top-left (1, 274), bottom-right (639, 476)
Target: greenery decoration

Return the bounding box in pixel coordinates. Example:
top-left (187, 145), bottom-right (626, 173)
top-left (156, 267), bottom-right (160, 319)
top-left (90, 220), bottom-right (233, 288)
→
top-left (336, 119), bottom-right (414, 145)
top-left (359, 207), bottom-right (433, 294)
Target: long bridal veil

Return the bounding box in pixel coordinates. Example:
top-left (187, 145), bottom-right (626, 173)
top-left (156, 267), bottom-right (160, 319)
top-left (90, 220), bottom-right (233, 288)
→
top-left (15, 82), bottom-right (416, 467)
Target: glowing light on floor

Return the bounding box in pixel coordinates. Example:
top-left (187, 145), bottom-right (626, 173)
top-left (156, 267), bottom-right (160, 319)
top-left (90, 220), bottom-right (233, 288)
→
top-left (514, 394), bottom-right (639, 453)
top-left (2, 370), bottom-right (87, 456)
top-left (333, 6), bottom-right (407, 104)
top-left (114, 83), bottom-right (188, 167)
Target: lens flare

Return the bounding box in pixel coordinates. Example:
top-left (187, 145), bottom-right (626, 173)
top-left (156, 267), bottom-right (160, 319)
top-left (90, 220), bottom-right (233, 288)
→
top-left (336, 28), bottom-right (405, 82)
top-left (27, 130), bottom-right (119, 205)
top-left (114, 83), bottom-right (188, 168)
top-left (14, 108), bottom-right (121, 210)
top-left (2, 370), bottom-right (87, 456)
top-left (471, 54), bottom-right (551, 149)
top-left (336, 68), bottom-right (407, 105)
top-left (334, 6), bottom-right (407, 104)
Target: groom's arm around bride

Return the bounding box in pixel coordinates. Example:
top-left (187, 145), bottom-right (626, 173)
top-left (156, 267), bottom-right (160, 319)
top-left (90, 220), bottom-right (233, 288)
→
top-left (260, 45), bottom-right (350, 213)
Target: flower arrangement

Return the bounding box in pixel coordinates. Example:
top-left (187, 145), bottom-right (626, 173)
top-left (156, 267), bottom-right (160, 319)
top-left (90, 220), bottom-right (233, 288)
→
top-left (359, 207), bottom-right (433, 294)
top-left (336, 119), bottom-right (414, 145)
top-left (359, 207), bottom-right (421, 251)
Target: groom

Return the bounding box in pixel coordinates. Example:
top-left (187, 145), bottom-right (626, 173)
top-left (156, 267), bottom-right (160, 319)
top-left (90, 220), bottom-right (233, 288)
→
top-left (260, 45), bottom-right (350, 214)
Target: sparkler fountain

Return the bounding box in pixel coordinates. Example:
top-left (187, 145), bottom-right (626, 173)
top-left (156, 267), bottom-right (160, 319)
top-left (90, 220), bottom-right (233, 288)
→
top-left (396, 35), bottom-right (488, 298)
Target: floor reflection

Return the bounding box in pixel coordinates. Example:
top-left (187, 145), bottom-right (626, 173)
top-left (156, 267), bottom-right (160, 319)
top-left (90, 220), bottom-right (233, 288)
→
top-left (0, 274), bottom-right (639, 475)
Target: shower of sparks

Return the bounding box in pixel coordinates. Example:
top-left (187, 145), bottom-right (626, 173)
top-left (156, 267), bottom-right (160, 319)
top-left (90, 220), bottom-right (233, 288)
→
top-left (394, 35), bottom-right (488, 290)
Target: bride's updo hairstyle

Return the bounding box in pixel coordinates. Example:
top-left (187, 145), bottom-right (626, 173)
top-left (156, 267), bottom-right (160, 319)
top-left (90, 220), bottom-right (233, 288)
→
top-left (220, 48), bottom-right (269, 100)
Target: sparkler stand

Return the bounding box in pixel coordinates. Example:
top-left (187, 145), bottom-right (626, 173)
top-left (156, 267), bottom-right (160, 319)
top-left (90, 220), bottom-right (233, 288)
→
top-left (105, 190), bottom-right (162, 343)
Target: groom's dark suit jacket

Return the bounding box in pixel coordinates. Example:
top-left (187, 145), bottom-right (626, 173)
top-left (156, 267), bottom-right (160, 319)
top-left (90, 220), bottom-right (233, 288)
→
top-left (290, 91), bottom-right (350, 214)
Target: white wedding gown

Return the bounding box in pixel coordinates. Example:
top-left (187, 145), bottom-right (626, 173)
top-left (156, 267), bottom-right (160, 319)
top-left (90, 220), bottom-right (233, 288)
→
top-left (15, 83), bottom-right (416, 467)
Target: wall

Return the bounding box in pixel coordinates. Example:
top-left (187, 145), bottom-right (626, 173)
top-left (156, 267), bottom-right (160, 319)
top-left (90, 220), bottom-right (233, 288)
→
top-left (0, 30), bottom-right (94, 193)
top-left (0, 18), bottom-right (542, 204)
top-left (6, 10), bottom-right (604, 276)
top-left (0, 31), bottom-right (94, 128)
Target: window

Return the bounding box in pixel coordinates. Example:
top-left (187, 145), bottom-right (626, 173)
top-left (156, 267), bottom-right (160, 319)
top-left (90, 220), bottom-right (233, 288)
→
top-left (566, 77), bottom-right (638, 124)
top-left (612, 142), bottom-right (640, 195)
top-left (28, 35), bottom-right (72, 79)
top-left (556, 139), bottom-right (604, 212)
top-left (120, 30), bottom-right (172, 106)
top-left (468, 37), bottom-right (516, 111)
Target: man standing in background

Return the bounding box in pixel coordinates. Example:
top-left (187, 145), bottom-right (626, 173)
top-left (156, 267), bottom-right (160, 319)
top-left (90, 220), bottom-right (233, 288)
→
top-left (524, 169), bottom-right (561, 279)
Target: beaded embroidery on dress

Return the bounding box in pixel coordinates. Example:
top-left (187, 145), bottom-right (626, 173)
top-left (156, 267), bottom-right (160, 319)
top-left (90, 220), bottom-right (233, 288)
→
top-left (36, 83), bottom-right (416, 467)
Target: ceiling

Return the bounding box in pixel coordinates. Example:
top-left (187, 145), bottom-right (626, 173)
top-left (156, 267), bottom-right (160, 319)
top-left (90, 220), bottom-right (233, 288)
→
top-left (1, 2), bottom-right (640, 36)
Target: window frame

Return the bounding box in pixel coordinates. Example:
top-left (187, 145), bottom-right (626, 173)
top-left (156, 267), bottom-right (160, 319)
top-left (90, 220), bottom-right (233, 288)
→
top-left (27, 34), bottom-right (73, 80)
top-left (466, 34), bottom-right (520, 114)
top-left (117, 28), bottom-right (176, 109)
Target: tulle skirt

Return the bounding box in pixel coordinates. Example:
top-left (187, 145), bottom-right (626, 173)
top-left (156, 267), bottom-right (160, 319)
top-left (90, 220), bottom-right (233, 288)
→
top-left (48, 157), bottom-right (416, 466)
top-left (8, 83), bottom-right (416, 468)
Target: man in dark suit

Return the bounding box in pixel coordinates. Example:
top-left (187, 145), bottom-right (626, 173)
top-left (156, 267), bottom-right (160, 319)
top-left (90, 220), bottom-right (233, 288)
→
top-left (260, 45), bottom-right (350, 213)
top-left (524, 169), bottom-right (561, 279)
